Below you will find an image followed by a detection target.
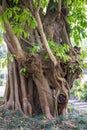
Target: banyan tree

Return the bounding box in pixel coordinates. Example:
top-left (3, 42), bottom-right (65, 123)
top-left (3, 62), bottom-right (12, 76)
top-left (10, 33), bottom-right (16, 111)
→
top-left (0, 0), bottom-right (86, 119)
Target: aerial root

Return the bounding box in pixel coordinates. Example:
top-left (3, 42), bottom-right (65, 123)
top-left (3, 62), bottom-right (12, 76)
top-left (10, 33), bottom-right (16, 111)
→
top-left (0, 100), bottom-right (15, 110)
top-left (23, 98), bottom-right (32, 116)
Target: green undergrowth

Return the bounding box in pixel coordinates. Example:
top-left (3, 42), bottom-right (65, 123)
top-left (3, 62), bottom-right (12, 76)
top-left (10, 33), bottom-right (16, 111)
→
top-left (0, 108), bottom-right (87, 130)
top-left (73, 79), bottom-right (87, 101)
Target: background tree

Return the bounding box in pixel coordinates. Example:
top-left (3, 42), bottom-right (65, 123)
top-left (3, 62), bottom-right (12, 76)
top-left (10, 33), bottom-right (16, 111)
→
top-left (0, 0), bottom-right (87, 119)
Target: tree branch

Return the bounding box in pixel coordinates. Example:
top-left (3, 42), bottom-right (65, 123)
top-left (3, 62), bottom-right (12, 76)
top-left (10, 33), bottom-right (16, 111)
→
top-left (2, 0), bottom-right (6, 10)
top-left (46, 0), bottom-right (54, 13)
top-left (58, 0), bottom-right (62, 18)
top-left (37, 0), bottom-right (41, 12)
top-left (0, 6), bottom-right (24, 58)
top-left (21, 0), bottom-right (34, 15)
top-left (28, 0), bottom-right (37, 14)
top-left (35, 11), bottom-right (57, 66)
top-left (20, 37), bottom-right (34, 47)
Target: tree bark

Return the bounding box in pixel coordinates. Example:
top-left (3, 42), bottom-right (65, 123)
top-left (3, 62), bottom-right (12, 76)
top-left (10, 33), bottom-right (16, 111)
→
top-left (0, 0), bottom-right (81, 119)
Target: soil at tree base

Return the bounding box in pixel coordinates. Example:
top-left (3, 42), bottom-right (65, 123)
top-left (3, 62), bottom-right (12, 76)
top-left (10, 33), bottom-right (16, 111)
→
top-left (0, 108), bottom-right (86, 130)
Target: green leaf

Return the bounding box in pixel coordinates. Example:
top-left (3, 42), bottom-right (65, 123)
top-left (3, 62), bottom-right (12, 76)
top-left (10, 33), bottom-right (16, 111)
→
top-left (13, 0), bottom-right (19, 4)
top-left (31, 17), bottom-right (37, 29)
top-left (9, 54), bottom-right (16, 62)
top-left (67, 0), bottom-right (87, 46)
top-left (23, 31), bottom-right (29, 39)
top-left (1, 57), bottom-right (8, 68)
top-left (4, 8), bottom-right (12, 20)
top-left (84, 63), bottom-right (87, 68)
top-left (44, 54), bottom-right (49, 59)
top-left (41, 0), bottom-right (49, 9)
top-left (48, 41), bottom-right (70, 62)
top-left (20, 67), bottom-right (27, 76)
top-left (31, 45), bottom-right (40, 54)
top-left (0, 35), bottom-right (3, 44)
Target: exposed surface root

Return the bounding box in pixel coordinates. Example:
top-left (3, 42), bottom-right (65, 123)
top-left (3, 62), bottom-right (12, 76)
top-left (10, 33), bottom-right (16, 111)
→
top-left (0, 100), bottom-right (15, 110)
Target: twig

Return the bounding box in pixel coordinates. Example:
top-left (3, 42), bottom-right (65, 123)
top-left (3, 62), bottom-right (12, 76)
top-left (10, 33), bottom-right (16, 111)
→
top-left (20, 37), bottom-right (34, 47)
top-left (58, 0), bottom-right (62, 18)
top-left (2, 0), bottom-right (6, 10)
top-left (28, 0), bottom-right (34, 14)
top-left (37, 0), bottom-right (41, 12)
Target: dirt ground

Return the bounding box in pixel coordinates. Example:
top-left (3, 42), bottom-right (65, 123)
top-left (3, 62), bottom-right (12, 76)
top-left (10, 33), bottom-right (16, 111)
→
top-left (0, 108), bottom-right (86, 130)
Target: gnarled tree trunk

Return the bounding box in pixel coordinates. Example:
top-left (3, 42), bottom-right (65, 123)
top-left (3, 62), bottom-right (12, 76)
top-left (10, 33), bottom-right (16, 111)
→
top-left (0, 0), bottom-right (81, 119)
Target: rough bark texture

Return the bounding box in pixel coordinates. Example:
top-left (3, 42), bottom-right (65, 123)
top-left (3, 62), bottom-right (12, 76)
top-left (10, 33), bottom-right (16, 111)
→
top-left (0, 0), bottom-right (81, 119)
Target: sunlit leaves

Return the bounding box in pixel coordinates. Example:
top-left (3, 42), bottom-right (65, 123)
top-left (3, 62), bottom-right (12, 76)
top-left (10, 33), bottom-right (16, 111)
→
top-left (32, 0), bottom-right (50, 9)
top-left (0, 18), bottom-right (5, 45)
top-left (4, 7), bottom-right (37, 38)
top-left (13, 24), bottom-right (28, 38)
top-left (13, 8), bottom-right (37, 29)
top-left (1, 57), bottom-right (8, 68)
top-left (13, 0), bottom-right (19, 4)
top-left (0, 16), bottom-right (6, 34)
top-left (1, 54), bottom-right (16, 68)
top-left (29, 17), bottom-right (37, 29)
top-left (67, 0), bottom-right (87, 46)
top-left (73, 79), bottom-right (87, 100)
top-left (48, 41), bottom-right (70, 62)
top-left (4, 8), bottom-right (12, 20)
top-left (0, 34), bottom-right (3, 44)
top-left (40, 0), bottom-right (49, 9)
top-left (81, 51), bottom-right (87, 60)
top-left (27, 44), bottom-right (40, 55)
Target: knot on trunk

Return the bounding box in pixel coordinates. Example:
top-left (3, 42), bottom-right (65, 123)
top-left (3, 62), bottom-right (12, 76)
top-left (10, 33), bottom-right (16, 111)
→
top-left (58, 93), bottom-right (66, 104)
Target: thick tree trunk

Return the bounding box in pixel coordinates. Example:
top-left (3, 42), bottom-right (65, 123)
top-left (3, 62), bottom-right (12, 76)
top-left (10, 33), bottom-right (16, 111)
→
top-left (0, 0), bottom-right (82, 120)
top-left (1, 21), bottom-right (81, 120)
top-left (1, 52), bottom-right (72, 119)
